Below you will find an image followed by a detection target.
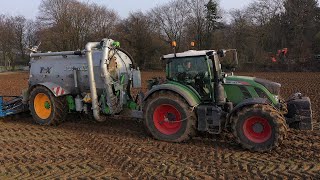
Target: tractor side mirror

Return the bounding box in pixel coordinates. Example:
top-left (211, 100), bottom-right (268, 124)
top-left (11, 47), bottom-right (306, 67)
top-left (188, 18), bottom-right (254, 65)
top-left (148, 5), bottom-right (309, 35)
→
top-left (217, 49), bottom-right (226, 57)
top-left (220, 49), bottom-right (238, 72)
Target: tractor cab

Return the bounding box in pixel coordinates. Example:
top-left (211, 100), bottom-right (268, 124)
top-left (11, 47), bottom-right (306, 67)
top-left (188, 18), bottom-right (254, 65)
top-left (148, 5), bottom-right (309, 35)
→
top-left (163, 50), bottom-right (215, 100)
top-left (162, 49), bottom-right (238, 103)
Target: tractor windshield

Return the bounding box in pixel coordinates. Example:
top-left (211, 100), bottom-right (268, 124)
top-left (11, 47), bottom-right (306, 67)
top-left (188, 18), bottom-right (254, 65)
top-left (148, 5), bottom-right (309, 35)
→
top-left (167, 56), bottom-right (212, 99)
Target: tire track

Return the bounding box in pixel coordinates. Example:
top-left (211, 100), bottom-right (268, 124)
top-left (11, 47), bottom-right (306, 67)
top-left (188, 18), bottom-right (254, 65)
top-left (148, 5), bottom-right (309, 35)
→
top-left (67, 119), bottom-right (320, 179)
top-left (1, 116), bottom-right (319, 179)
top-left (0, 120), bottom-right (128, 179)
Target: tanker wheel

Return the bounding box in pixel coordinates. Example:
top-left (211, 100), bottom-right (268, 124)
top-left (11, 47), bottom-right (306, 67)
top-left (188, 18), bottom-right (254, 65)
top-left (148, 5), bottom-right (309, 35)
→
top-left (231, 104), bottom-right (287, 152)
top-left (29, 86), bottom-right (68, 126)
top-left (143, 91), bottom-right (196, 142)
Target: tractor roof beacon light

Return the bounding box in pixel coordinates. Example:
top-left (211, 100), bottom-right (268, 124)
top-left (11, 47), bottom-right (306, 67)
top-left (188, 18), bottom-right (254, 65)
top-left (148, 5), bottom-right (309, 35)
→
top-left (171, 41), bottom-right (177, 47)
top-left (191, 41), bottom-right (195, 49)
top-left (172, 41), bottom-right (177, 57)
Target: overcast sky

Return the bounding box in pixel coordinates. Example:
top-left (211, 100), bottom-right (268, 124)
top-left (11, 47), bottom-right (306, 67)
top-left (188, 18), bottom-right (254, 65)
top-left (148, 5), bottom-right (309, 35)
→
top-left (0, 0), bottom-right (253, 19)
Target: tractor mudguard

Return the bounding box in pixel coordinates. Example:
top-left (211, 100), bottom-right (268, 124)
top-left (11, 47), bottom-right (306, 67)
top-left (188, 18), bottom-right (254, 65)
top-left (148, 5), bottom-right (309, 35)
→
top-left (227, 98), bottom-right (269, 122)
top-left (30, 82), bottom-right (70, 97)
top-left (143, 84), bottom-right (201, 107)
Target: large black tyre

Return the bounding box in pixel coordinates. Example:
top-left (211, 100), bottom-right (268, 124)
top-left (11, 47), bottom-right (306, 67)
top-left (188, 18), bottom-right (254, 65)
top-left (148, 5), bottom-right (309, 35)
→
top-left (231, 104), bottom-right (287, 152)
top-left (143, 91), bottom-right (196, 142)
top-left (29, 86), bottom-right (68, 126)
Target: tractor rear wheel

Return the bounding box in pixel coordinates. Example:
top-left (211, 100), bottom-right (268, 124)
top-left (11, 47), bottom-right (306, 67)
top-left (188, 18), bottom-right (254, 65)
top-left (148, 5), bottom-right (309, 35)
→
top-left (231, 104), bottom-right (287, 152)
top-left (29, 86), bottom-right (68, 126)
top-left (143, 91), bottom-right (196, 142)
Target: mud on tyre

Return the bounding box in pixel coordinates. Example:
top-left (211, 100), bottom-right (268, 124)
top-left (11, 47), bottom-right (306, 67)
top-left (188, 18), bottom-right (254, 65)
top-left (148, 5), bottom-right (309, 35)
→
top-left (143, 91), bottom-right (196, 142)
top-left (29, 86), bottom-right (68, 126)
top-left (231, 104), bottom-right (287, 152)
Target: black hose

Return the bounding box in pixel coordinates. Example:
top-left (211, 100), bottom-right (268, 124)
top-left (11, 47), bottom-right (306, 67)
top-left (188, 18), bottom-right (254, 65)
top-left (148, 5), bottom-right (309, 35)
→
top-left (127, 80), bottom-right (133, 100)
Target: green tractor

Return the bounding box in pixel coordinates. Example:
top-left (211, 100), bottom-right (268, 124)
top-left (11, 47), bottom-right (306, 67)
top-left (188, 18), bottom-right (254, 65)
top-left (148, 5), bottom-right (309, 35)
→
top-left (143, 49), bottom-right (312, 152)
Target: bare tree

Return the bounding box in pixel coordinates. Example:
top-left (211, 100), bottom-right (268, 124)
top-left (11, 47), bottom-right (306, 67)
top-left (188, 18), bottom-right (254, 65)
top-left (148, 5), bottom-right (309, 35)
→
top-left (0, 15), bottom-right (30, 69)
top-left (12, 16), bottom-right (27, 63)
top-left (150, 0), bottom-right (191, 49)
top-left (186, 0), bottom-right (207, 49)
top-left (68, 1), bottom-right (93, 49)
top-left (90, 4), bottom-right (119, 41)
top-left (229, 9), bottom-right (262, 64)
top-left (0, 15), bottom-right (6, 66)
top-left (246, 0), bottom-right (284, 26)
top-left (38, 0), bottom-right (75, 26)
top-left (38, 0), bottom-right (76, 50)
top-left (282, 0), bottom-right (319, 60)
top-left (115, 12), bottom-right (168, 69)
top-left (37, 0), bottom-right (120, 51)
top-left (24, 20), bottom-right (39, 48)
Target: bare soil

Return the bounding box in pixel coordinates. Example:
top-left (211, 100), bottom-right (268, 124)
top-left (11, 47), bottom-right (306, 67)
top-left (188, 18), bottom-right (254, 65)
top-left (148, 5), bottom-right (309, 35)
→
top-left (0, 71), bottom-right (319, 179)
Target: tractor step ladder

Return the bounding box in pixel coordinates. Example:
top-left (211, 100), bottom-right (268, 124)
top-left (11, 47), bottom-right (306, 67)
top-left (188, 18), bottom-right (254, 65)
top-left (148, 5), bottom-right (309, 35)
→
top-left (197, 105), bottom-right (222, 134)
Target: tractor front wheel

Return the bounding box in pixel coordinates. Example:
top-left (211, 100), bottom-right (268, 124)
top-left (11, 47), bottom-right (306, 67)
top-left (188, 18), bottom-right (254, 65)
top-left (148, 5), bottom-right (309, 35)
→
top-left (29, 86), bottom-right (68, 126)
top-left (231, 104), bottom-right (287, 152)
top-left (143, 91), bottom-right (196, 142)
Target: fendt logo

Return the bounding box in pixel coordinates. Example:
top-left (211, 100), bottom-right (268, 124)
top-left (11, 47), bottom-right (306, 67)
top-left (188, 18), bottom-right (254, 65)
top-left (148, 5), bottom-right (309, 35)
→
top-left (40, 67), bottom-right (52, 74)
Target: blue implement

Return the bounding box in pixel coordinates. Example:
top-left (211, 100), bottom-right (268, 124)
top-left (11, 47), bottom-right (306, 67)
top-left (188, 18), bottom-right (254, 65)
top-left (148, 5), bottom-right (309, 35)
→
top-left (0, 96), bottom-right (29, 117)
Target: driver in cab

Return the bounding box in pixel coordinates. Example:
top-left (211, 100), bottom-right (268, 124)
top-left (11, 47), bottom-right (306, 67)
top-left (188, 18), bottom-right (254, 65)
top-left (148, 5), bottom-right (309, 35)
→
top-left (178, 59), bottom-right (210, 99)
top-left (176, 60), bottom-right (198, 84)
top-left (183, 60), bottom-right (197, 76)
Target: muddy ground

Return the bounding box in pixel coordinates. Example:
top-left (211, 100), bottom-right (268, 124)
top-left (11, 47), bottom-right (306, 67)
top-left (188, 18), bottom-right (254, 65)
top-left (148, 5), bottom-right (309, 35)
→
top-left (0, 71), bottom-right (319, 179)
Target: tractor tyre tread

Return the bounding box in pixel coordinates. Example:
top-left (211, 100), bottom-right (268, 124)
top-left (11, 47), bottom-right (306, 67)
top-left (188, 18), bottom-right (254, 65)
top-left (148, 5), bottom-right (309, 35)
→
top-left (29, 86), bottom-right (68, 126)
top-left (143, 90), bottom-right (196, 142)
top-left (231, 104), bottom-right (287, 152)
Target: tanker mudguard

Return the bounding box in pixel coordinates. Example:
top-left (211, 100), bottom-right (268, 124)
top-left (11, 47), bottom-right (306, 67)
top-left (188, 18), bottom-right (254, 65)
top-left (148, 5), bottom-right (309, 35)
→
top-left (228, 98), bottom-right (269, 120)
top-left (32, 82), bottom-right (70, 97)
top-left (143, 84), bottom-right (200, 107)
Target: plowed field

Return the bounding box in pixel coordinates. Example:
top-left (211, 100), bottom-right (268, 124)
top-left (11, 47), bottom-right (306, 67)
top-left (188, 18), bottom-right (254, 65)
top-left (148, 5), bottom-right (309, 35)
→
top-left (0, 71), bottom-right (319, 179)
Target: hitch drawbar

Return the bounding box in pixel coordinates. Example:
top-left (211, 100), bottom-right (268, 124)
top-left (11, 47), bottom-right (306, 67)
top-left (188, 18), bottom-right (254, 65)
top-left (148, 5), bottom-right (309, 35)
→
top-left (0, 96), bottom-right (29, 117)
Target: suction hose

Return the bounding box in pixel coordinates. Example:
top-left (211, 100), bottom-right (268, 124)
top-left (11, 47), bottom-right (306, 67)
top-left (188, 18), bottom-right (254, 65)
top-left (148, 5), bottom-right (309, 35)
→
top-left (85, 42), bottom-right (104, 122)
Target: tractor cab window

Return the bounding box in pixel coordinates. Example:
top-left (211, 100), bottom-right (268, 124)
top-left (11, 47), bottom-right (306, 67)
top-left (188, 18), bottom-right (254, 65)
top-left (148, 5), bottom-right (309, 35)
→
top-left (167, 56), bottom-right (212, 99)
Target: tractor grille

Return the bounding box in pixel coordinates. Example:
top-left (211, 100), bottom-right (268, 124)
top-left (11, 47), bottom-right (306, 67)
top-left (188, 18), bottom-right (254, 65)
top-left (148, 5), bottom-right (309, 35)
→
top-left (254, 78), bottom-right (281, 95)
top-left (255, 88), bottom-right (268, 99)
top-left (239, 86), bottom-right (252, 99)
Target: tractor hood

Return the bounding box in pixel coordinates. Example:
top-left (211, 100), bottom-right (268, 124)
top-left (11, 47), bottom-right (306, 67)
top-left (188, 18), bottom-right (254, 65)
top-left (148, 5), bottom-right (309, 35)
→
top-left (225, 76), bottom-right (281, 95)
top-left (254, 77), bottom-right (281, 95)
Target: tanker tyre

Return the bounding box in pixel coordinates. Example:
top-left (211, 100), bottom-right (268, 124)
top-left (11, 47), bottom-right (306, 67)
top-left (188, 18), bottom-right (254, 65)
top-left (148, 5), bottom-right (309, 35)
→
top-left (231, 104), bottom-right (287, 152)
top-left (143, 91), bottom-right (196, 142)
top-left (29, 86), bottom-right (68, 126)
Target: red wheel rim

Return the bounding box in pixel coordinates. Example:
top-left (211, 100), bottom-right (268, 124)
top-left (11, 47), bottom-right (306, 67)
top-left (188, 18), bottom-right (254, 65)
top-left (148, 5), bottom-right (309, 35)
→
top-left (243, 116), bottom-right (272, 143)
top-left (153, 104), bottom-right (182, 135)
